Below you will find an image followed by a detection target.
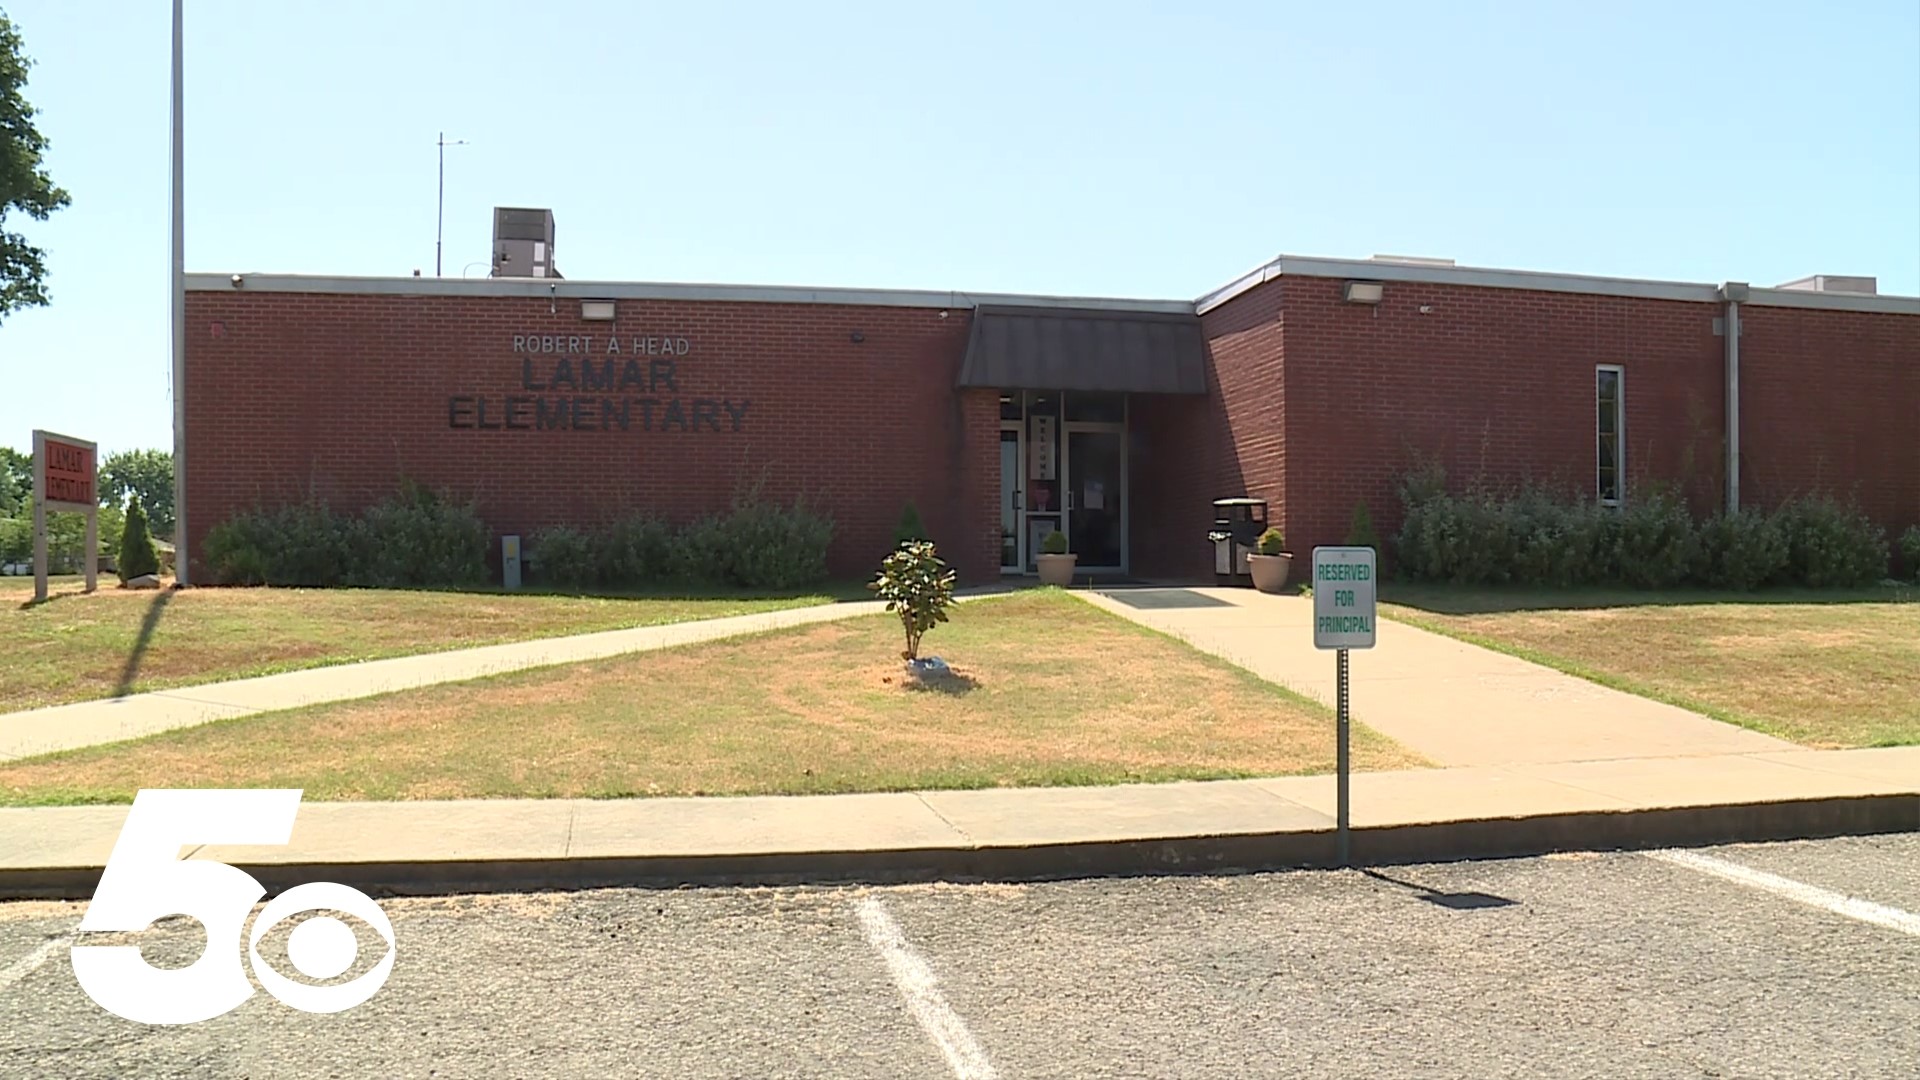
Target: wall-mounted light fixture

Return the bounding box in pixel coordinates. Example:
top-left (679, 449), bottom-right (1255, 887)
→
top-left (1343, 281), bottom-right (1384, 304)
top-left (581, 299), bottom-right (617, 321)
top-left (229, 274), bottom-right (244, 289)
top-left (850, 330), bottom-right (865, 343)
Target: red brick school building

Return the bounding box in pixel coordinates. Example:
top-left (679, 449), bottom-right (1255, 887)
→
top-left (181, 224), bottom-right (1919, 586)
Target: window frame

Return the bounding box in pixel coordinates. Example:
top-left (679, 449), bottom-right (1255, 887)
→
top-left (1595, 364), bottom-right (1625, 507)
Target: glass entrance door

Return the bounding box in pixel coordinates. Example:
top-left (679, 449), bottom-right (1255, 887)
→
top-left (999, 426), bottom-right (1022, 572)
top-left (1066, 427), bottom-right (1125, 571)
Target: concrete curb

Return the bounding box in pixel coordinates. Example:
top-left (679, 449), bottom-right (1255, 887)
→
top-left (5, 794), bottom-right (1912, 901)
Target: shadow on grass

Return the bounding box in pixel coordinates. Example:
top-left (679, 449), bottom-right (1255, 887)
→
top-left (1382, 581), bottom-right (1918, 616)
top-left (114, 589), bottom-right (175, 698)
top-left (903, 672), bottom-right (981, 697)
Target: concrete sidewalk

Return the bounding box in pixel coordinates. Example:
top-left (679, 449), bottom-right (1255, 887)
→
top-left (0, 598), bottom-right (896, 763)
top-left (2, 746), bottom-right (1913, 899)
top-left (1078, 586), bottom-right (1792, 767)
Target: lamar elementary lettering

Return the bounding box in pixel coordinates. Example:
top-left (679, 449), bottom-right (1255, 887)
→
top-left (448, 334), bottom-right (750, 433)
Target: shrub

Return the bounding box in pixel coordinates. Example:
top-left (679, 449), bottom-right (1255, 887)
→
top-left (1900, 525), bottom-right (1920, 583)
top-left (1611, 490), bottom-right (1699, 589)
top-left (117, 498), bottom-right (162, 582)
top-left (1040, 530), bottom-right (1068, 555)
top-left (893, 503), bottom-right (928, 548)
top-left (598, 513), bottom-right (676, 587)
top-left (1256, 527), bottom-right (1286, 555)
top-left (868, 539), bottom-right (957, 661)
top-left (1346, 501), bottom-right (1379, 551)
top-left (203, 500), bottom-right (355, 586)
top-left (1696, 511), bottom-right (1788, 590)
top-left (356, 483), bottom-right (488, 588)
top-left (530, 525), bottom-right (600, 590)
top-left (1773, 496), bottom-right (1888, 588)
top-left (717, 491), bottom-right (834, 590)
top-left (670, 515), bottom-right (731, 586)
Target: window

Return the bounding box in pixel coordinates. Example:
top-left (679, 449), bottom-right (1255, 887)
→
top-left (1596, 365), bottom-right (1624, 506)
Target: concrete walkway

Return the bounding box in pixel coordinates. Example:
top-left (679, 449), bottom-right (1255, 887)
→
top-left (2, 745), bottom-right (1912, 898)
top-left (1077, 586), bottom-right (1792, 767)
top-left (0, 598), bottom-right (899, 763)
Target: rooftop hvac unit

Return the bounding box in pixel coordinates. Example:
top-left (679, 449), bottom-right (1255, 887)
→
top-left (492, 207), bottom-right (561, 279)
top-left (1775, 274), bottom-right (1877, 295)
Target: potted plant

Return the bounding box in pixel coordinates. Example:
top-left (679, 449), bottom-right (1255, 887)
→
top-left (1248, 526), bottom-right (1292, 593)
top-left (1036, 529), bottom-right (1076, 586)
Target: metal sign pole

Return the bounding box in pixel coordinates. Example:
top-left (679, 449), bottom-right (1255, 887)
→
top-left (1312, 545), bottom-right (1373, 871)
top-left (1336, 646), bottom-right (1351, 867)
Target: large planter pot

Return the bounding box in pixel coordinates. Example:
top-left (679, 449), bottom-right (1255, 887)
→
top-left (1036, 553), bottom-right (1078, 587)
top-left (1248, 552), bottom-right (1293, 594)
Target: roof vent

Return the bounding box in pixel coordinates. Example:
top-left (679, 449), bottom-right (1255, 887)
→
top-left (492, 207), bottom-right (563, 279)
top-left (1370, 254), bottom-right (1456, 267)
top-left (1775, 274), bottom-right (1876, 295)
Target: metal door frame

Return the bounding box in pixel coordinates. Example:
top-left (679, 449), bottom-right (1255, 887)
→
top-left (1062, 413), bottom-right (1129, 574)
top-left (999, 421), bottom-right (1026, 575)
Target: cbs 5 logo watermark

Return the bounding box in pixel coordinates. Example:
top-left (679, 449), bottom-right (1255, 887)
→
top-left (71, 789), bottom-right (396, 1026)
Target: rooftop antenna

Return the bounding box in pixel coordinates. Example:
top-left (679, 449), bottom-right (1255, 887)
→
top-left (436, 132), bottom-right (468, 277)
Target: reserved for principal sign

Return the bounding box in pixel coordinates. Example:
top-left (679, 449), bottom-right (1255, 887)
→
top-left (449, 335), bottom-right (749, 433)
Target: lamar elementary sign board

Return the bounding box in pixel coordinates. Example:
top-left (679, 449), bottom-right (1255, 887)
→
top-left (31, 429), bottom-right (99, 602)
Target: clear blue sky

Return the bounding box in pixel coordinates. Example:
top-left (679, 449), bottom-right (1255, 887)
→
top-left (4, 0), bottom-right (1917, 456)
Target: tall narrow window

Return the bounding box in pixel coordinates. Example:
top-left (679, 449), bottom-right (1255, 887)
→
top-left (1596, 365), bottom-right (1625, 506)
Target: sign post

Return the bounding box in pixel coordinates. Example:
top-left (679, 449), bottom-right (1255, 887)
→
top-left (31, 430), bottom-right (100, 604)
top-left (1312, 545), bottom-right (1377, 867)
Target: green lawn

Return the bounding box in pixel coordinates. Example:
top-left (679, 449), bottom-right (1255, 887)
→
top-left (0, 590), bottom-right (1424, 805)
top-left (1382, 583), bottom-right (1920, 748)
top-left (0, 574), bottom-right (856, 712)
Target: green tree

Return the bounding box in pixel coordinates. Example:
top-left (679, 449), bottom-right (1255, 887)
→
top-left (893, 502), bottom-right (928, 548)
top-left (0, 11), bottom-right (72, 322)
top-left (868, 539), bottom-right (957, 661)
top-left (99, 449), bottom-right (175, 538)
top-left (0, 446), bottom-right (28, 517)
top-left (118, 497), bottom-right (161, 581)
top-left (1347, 500), bottom-right (1381, 550)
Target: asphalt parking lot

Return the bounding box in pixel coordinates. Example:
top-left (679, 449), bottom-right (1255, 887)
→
top-left (2, 833), bottom-right (1916, 1079)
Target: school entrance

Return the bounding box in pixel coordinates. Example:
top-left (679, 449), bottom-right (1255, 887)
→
top-left (998, 391), bottom-right (1128, 575)
top-left (956, 303), bottom-right (1210, 578)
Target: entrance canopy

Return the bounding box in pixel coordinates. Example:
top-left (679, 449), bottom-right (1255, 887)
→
top-left (957, 305), bottom-right (1208, 395)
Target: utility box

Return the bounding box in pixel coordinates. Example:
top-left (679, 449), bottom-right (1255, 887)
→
top-left (502, 534), bottom-right (522, 590)
top-left (1207, 498), bottom-right (1268, 586)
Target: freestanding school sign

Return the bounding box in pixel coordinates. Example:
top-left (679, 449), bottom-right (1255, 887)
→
top-left (1312, 546), bottom-right (1377, 867)
top-left (31, 429), bottom-right (100, 603)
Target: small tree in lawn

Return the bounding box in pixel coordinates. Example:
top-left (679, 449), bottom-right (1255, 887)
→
top-left (118, 496), bottom-right (161, 583)
top-left (869, 539), bottom-right (957, 662)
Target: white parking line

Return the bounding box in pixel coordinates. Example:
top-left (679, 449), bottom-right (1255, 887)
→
top-left (855, 896), bottom-right (999, 1080)
top-left (1649, 849), bottom-right (1920, 937)
top-left (0, 935), bottom-right (71, 993)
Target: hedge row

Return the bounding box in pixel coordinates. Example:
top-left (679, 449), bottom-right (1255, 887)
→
top-left (1393, 467), bottom-right (1895, 589)
top-left (202, 484), bottom-right (489, 588)
top-left (530, 491), bottom-right (833, 592)
top-left (203, 483), bottom-right (837, 593)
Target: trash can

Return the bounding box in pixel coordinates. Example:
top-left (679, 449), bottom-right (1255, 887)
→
top-left (1207, 498), bottom-right (1268, 586)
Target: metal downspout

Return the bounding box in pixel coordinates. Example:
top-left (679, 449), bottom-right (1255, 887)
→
top-left (1721, 282), bottom-right (1748, 515)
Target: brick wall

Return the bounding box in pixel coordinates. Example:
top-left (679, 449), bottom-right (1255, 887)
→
top-left (1736, 304), bottom-right (1920, 549)
top-left (1130, 280), bottom-right (1286, 580)
top-left (1275, 275), bottom-right (1728, 566)
top-left (182, 291), bottom-right (1000, 586)
top-left (1216, 274), bottom-right (1917, 577)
